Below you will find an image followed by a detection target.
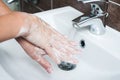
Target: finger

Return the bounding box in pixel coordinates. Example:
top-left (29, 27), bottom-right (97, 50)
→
top-left (50, 40), bottom-right (70, 55)
top-left (33, 47), bottom-right (52, 73)
top-left (16, 37), bottom-right (35, 54)
top-left (17, 38), bottom-right (52, 73)
top-left (45, 46), bottom-right (79, 65)
top-left (53, 40), bottom-right (80, 55)
top-left (25, 46), bottom-right (52, 73)
top-left (65, 45), bottom-right (81, 54)
top-left (49, 36), bottom-right (74, 55)
top-left (45, 46), bottom-right (61, 64)
top-left (59, 39), bottom-right (81, 54)
top-left (35, 54), bottom-right (52, 73)
top-left (46, 41), bottom-right (79, 64)
top-left (70, 41), bottom-right (79, 46)
top-left (60, 54), bottom-right (79, 64)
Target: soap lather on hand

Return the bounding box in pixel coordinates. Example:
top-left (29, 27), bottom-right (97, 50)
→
top-left (15, 12), bottom-right (80, 72)
top-left (0, 0), bottom-right (80, 73)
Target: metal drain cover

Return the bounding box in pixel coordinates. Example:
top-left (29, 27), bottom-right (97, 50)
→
top-left (58, 61), bottom-right (76, 71)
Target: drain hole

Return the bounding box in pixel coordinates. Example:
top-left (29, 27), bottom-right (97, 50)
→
top-left (80, 40), bottom-right (85, 48)
top-left (58, 61), bottom-right (76, 71)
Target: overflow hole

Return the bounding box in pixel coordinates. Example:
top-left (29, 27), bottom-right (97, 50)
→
top-left (80, 40), bottom-right (85, 48)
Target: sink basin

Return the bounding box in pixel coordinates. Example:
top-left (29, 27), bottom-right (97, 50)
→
top-left (0, 6), bottom-right (120, 80)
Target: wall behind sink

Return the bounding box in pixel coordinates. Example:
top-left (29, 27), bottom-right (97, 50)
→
top-left (106, 0), bottom-right (120, 31)
top-left (20, 0), bottom-right (120, 31)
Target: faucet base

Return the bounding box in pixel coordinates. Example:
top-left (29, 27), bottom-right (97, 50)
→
top-left (89, 18), bottom-right (106, 35)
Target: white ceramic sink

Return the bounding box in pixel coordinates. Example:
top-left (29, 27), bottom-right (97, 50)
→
top-left (0, 6), bottom-right (120, 80)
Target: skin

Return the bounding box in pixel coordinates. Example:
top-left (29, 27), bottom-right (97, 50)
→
top-left (0, 1), bottom-right (11, 15)
top-left (17, 37), bottom-right (52, 73)
top-left (0, 1), bottom-right (52, 73)
top-left (0, 1), bottom-right (80, 73)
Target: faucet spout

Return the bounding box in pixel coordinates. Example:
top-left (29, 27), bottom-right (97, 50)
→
top-left (73, 17), bottom-right (106, 35)
top-left (72, 12), bottom-right (108, 26)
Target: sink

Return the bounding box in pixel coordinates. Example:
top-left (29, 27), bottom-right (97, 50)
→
top-left (0, 6), bottom-right (120, 80)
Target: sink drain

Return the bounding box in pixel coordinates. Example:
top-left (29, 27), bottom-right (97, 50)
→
top-left (58, 61), bottom-right (76, 71)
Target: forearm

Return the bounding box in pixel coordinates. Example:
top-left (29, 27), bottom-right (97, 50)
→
top-left (0, 1), bottom-right (22, 42)
top-left (0, 12), bottom-right (28, 42)
top-left (0, 1), bottom-right (11, 15)
top-left (0, 1), bottom-right (53, 73)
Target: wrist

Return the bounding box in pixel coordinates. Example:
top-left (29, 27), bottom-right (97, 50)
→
top-left (20, 14), bottom-right (41, 38)
top-left (14, 12), bottom-right (32, 37)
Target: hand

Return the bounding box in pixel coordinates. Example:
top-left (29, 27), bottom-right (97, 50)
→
top-left (16, 12), bottom-right (80, 65)
top-left (0, 1), bottom-right (52, 73)
top-left (0, 1), bottom-right (80, 73)
top-left (16, 37), bottom-right (52, 73)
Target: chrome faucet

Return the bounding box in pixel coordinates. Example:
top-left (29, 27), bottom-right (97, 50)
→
top-left (72, 0), bottom-right (109, 35)
top-left (7, 0), bottom-right (18, 4)
top-left (77, 0), bottom-right (109, 3)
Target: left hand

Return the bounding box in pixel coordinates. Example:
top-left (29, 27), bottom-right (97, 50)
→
top-left (16, 38), bottom-right (52, 73)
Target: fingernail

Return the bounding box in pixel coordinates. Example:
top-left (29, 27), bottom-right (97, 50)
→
top-left (74, 59), bottom-right (79, 64)
top-left (47, 68), bottom-right (53, 73)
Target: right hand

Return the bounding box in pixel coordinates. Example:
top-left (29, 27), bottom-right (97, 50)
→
top-left (15, 12), bottom-right (80, 68)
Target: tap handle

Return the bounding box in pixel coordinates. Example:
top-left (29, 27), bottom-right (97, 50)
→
top-left (7, 0), bottom-right (18, 4)
top-left (90, 3), bottom-right (104, 16)
top-left (77, 0), bottom-right (109, 3)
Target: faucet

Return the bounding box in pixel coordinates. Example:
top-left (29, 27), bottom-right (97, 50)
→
top-left (72, 0), bottom-right (109, 35)
top-left (7, 0), bottom-right (18, 4)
